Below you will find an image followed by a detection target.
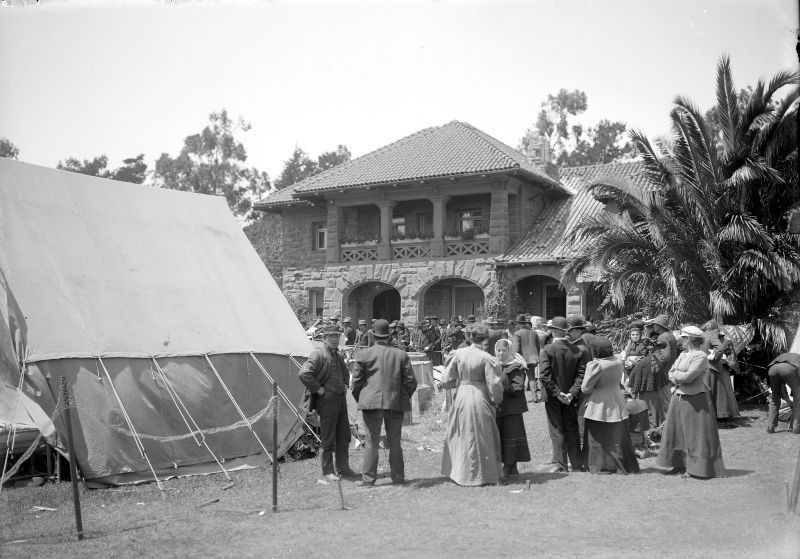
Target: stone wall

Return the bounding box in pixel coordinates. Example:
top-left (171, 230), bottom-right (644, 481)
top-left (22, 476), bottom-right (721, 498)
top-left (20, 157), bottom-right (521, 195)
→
top-left (282, 205), bottom-right (328, 270)
top-left (282, 257), bottom-right (498, 327)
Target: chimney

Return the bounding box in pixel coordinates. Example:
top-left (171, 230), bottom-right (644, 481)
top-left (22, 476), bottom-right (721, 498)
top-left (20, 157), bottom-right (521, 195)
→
top-left (524, 136), bottom-right (559, 182)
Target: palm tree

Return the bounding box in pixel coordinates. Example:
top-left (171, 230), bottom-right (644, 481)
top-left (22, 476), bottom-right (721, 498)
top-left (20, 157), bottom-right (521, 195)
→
top-left (564, 55), bottom-right (800, 350)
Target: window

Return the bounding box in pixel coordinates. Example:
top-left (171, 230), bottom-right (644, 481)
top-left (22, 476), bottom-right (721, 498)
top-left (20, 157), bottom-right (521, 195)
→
top-left (309, 289), bottom-right (324, 318)
top-left (312, 222), bottom-right (327, 251)
top-left (392, 216), bottom-right (406, 237)
top-left (418, 213), bottom-right (433, 236)
top-left (457, 209), bottom-right (483, 233)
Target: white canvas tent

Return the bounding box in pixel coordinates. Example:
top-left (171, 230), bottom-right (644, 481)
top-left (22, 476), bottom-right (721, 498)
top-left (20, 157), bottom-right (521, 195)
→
top-left (0, 159), bottom-right (313, 485)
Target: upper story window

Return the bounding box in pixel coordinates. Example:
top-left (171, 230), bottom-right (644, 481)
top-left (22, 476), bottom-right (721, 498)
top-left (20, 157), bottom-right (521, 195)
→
top-left (309, 289), bottom-right (324, 318)
top-left (418, 213), bottom-right (433, 236)
top-left (457, 209), bottom-right (483, 233)
top-left (313, 222), bottom-right (327, 251)
top-left (392, 217), bottom-right (406, 237)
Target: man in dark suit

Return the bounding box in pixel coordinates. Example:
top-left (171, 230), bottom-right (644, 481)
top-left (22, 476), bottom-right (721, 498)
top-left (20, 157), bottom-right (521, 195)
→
top-left (512, 313), bottom-right (542, 400)
top-left (351, 319), bottom-right (418, 486)
top-left (298, 324), bottom-right (356, 482)
top-left (539, 316), bottom-right (586, 472)
top-left (342, 317), bottom-right (356, 346)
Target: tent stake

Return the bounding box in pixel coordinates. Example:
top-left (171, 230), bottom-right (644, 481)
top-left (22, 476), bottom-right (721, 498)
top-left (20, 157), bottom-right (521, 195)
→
top-left (248, 352), bottom-right (321, 443)
top-left (272, 379), bottom-right (278, 513)
top-left (98, 358), bottom-right (164, 493)
top-left (203, 355), bottom-right (273, 463)
top-left (151, 358), bottom-right (231, 481)
top-left (60, 377), bottom-right (84, 541)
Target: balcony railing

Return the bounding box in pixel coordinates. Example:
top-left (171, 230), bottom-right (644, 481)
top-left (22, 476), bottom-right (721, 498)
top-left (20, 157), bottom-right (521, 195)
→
top-left (445, 239), bottom-right (490, 257)
top-left (341, 244), bottom-right (380, 262)
top-left (392, 241), bottom-right (431, 259)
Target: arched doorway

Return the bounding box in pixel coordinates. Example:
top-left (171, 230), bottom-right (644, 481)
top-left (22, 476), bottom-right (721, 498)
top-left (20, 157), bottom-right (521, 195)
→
top-left (344, 281), bottom-right (401, 323)
top-left (420, 278), bottom-right (484, 321)
top-left (513, 275), bottom-right (565, 320)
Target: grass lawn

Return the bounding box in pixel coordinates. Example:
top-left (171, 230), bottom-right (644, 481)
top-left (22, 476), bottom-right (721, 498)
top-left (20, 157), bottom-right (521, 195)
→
top-left (2, 390), bottom-right (799, 559)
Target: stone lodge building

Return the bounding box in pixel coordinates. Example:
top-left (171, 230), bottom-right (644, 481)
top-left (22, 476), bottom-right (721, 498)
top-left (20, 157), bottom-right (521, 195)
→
top-left (255, 121), bottom-right (646, 326)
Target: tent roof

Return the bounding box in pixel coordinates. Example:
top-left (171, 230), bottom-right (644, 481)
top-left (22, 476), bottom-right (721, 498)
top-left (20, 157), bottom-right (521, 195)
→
top-left (0, 159), bottom-right (313, 363)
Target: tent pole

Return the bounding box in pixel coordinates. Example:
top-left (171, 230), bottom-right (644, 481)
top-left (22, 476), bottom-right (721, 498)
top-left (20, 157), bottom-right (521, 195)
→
top-left (97, 357), bottom-right (164, 492)
top-left (203, 355), bottom-right (274, 463)
top-left (0, 369), bottom-right (26, 495)
top-left (248, 352), bottom-right (321, 444)
top-left (151, 358), bottom-right (231, 481)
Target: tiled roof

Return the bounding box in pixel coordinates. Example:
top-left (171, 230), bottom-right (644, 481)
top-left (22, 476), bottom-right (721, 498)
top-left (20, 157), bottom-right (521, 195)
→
top-left (498, 161), bottom-right (646, 265)
top-left (256, 182), bottom-right (308, 209)
top-left (255, 121), bottom-right (566, 209)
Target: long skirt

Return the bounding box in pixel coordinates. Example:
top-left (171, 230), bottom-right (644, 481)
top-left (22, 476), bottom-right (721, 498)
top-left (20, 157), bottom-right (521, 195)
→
top-left (712, 368), bottom-right (740, 419)
top-left (657, 392), bottom-right (726, 478)
top-left (638, 388), bottom-right (667, 427)
top-left (441, 384), bottom-right (502, 486)
top-left (583, 419), bottom-right (640, 475)
top-left (496, 413), bottom-right (531, 465)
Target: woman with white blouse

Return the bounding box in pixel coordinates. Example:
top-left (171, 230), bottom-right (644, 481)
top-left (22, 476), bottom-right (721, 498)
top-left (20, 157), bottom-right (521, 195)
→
top-left (656, 326), bottom-right (726, 478)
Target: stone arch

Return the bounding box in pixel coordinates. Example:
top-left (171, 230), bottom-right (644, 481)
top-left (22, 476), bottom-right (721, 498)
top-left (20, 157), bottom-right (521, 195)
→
top-left (510, 273), bottom-right (566, 320)
top-left (417, 276), bottom-right (487, 323)
top-left (342, 279), bottom-right (401, 323)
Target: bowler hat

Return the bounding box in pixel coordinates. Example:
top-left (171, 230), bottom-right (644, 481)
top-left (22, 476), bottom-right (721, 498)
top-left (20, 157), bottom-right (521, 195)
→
top-left (373, 319), bottom-right (391, 338)
top-left (322, 324), bottom-right (341, 336)
top-left (547, 316), bottom-right (568, 331)
top-left (466, 314), bottom-right (477, 322)
top-left (358, 319), bottom-right (367, 326)
top-left (645, 314), bottom-right (671, 330)
top-left (566, 314), bottom-right (588, 330)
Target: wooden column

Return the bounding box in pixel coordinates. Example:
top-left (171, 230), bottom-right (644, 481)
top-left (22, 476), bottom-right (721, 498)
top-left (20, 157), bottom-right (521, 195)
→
top-left (430, 195), bottom-right (449, 258)
top-left (376, 200), bottom-right (396, 261)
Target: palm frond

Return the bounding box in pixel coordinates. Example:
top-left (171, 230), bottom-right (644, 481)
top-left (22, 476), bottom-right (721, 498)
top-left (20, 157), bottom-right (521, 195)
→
top-left (714, 54), bottom-right (739, 153)
top-left (716, 213), bottom-right (773, 249)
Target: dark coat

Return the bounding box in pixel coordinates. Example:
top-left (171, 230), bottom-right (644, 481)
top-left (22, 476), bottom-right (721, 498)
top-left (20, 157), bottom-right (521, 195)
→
top-left (486, 328), bottom-right (505, 356)
top-left (539, 338), bottom-right (587, 405)
top-left (351, 340), bottom-right (417, 412)
top-left (512, 327), bottom-right (541, 365)
top-left (343, 326), bottom-right (356, 346)
top-left (497, 360), bottom-right (528, 417)
top-left (298, 346), bottom-right (350, 412)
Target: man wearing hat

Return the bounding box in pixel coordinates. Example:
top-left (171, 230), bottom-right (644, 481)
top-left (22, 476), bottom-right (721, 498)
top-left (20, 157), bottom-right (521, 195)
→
top-left (465, 314), bottom-right (477, 326)
top-left (342, 317), bottom-right (356, 346)
top-left (355, 320), bottom-right (373, 350)
top-left (646, 314), bottom-right (680, 421)
top-left (422, 315), bottom-right (444, 365)
top-left (485, 317), bottom-right (505, 357)
top-left (351, 319), bottom-right (418, 486)
top-left (391, 321), bottom-right (410, 351)
top-left (566, 314), bottom-right (599, 360)
top-left (512, 313), bottom-right (542, 402)
top-left (443, 316), bottom-right (465, 356)
top-left (538, 316), bottom-right (586, 472)
top-left (298, 324), bottom-right (357, 481)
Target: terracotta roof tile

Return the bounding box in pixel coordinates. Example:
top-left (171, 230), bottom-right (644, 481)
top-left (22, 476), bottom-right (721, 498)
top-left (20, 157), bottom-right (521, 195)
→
top-left (498, 161), bottom-right (646, 264)
top-left (255, 121), bottom-right (566, 209)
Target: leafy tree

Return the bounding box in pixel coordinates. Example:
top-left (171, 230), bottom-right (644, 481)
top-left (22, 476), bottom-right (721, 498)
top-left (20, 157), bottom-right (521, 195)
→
top-left (57, 155), bottom-right (111, 177)
top-left (317, 144), bottom-right (351, 172)
top-left (273, 147), bottom-right (318, 190)
top-left (0, 137), bottom-right (20, 159)
top-left (111, 154), bottom-right (147, 184)
top-left (153, 109), bottom-right (270, 220)
top-left (243, 213), bottom-right (283, 281)
top-left (564, 56), bottom-right (800, 351)
top-left (519, 89), bottom-right (633, 166)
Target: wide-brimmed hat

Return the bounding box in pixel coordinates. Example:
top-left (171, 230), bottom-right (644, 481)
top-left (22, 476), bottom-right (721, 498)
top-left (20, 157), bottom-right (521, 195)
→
top-left (547, 316), bottom-right (568, 331)
top-left (429, 315), bottom-right (439, 321)
top-left (680, 325), bottom-right (704, 338)
top-left (645, 314), bottom-right (671, 330)
top-left (466, 314), bottom-right (477, 322)
top-left (330, 315), bottom-right (340, 321)
top-left (486, 317), bottom-right (499, 325)
top-left (373, 319), bottom-right (391, 338)
top-left (566, 314), bottom-right (588, 330)
top-left (358, 319), bottom-right (367, 326)
top-left (629, 320), bottom-right (645, 331)
top-left (342, 317), bottom-right (352, 323)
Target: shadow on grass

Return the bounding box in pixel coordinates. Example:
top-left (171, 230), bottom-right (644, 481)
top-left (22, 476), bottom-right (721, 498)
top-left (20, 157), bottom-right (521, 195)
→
top-left (722, 468), bottom-right (754, 478)
top-left (506, 472), bottom-right (568, 485)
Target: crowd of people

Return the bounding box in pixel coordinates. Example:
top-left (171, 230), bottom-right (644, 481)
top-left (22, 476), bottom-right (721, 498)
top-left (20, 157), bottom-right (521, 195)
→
top-left (298, 311), bottom-right (800, 487)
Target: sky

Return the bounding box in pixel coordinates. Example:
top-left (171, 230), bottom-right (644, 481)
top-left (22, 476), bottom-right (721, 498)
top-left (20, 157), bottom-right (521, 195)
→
top-left (0, 0), bottom-right (797, 186)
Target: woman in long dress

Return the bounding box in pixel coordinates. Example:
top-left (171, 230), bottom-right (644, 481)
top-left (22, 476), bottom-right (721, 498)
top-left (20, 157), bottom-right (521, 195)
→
top-left (581, 337), bottom-right (640, 474)
top-left (494, 338), bottom-right (531, 477)
top-left (440, 325), bottom-right (504, 486)
top-left (657, 326), bottom-right (726, 478)
top-left (702, 321), bottom-right (740, 421)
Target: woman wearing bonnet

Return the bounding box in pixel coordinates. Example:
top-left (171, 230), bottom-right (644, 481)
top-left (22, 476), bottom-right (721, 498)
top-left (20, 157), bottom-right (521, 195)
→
top-left (494, 338), bottom-right (531, 477)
